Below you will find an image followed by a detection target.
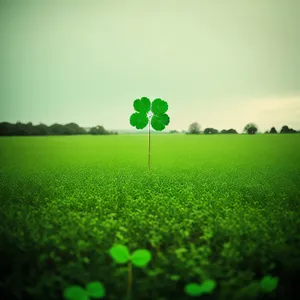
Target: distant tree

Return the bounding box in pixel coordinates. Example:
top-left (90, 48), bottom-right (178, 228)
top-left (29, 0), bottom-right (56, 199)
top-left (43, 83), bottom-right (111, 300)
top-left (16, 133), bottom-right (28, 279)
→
top-left (244, 123), bottom-right (258, 135)
top-left (0, 121), bottom-right (32, 136)
top-left (203, 128), bottom-right (218, 134)
top-left (44, 123), bottom-right (85, 135)
top-left (64, 123), bottom-right (86, 135)
top-left (280, 125), bottom-right (297, 133)
top-left (0, 121), bottom-right (113, 136)
top-left (269, 127), bottom-right (277, 134)
top-left (89, 125), bottom-right (109, 135)
top-left (25, 122), bottom-right (35, 135)
top-left (188, 122), bottom-right (201, 134)
top-left (264, 130), bottom-right (269, 134)
top-left (220, 128), bottom-right (238, 134)
top-left (108, 130), bottom-right (118, 135)
top-left (14, 121), bottom-right (28, 135)
top-left (35, 123), bottom-right (49, 135)
top-left (227, 128), bottom-right (238, 134)
top-left (280, 125), bottom-right (289, 133)
top-left (0, 122), bottom-right (14, 136)
top-left (49, 123), bottom-right (67, 135)
top-left (169, 130), bottom-right (179, 134)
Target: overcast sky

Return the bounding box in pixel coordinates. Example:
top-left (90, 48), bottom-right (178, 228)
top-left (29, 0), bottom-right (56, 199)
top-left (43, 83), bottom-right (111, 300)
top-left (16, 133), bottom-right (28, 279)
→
top-left (0, 0), bottom-right (299, 132)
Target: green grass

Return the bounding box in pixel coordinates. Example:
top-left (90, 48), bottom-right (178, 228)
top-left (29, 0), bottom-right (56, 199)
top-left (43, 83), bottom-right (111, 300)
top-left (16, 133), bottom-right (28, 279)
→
top-left (0, 134), bottom-right (300, 300)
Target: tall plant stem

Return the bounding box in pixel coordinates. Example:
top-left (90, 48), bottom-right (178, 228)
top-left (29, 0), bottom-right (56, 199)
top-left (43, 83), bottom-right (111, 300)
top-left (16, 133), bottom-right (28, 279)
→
top-left (127, 261), bottom-right (132, 299)
top-left (148, 118), bottom-right (151, 171)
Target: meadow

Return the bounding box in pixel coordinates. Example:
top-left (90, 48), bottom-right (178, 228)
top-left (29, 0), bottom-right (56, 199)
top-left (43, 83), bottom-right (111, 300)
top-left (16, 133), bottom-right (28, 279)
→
top-left (0, 134), bottom-right (300, 300)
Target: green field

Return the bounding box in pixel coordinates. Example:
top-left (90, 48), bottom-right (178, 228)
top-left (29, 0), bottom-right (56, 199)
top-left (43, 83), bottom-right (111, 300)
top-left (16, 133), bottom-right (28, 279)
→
top-left (1, 134), bottom-right (300, 300)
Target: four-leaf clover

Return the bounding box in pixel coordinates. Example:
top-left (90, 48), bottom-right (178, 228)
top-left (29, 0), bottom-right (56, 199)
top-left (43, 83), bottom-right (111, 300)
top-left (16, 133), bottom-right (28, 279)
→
top-left (130, 97), bottom-right (170, 131)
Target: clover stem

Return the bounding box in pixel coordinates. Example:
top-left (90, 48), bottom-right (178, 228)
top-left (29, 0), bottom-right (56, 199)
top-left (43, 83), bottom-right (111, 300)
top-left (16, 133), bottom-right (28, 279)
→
top-left (148, 116), bottom-right (151, 172)
top-left (127, 260), bottom-right (133, 299)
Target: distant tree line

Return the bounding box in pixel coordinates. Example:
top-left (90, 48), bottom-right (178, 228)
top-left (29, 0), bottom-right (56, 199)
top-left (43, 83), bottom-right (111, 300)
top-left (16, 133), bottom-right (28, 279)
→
top-left (265, 125), bottom-right (298, 134)
top-left (0, 122), bottom-right (118, 136)
top-left (169, 130), bottom-right (179, 134)
top-left (185, 122), bottom-right (299, 135)
top-left (186, 122), bottom-right (238, 134)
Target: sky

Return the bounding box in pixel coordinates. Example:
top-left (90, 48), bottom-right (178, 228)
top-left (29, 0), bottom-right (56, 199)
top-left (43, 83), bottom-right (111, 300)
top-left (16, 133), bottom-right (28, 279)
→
top-left (0, 0), bottom-right (300, 133)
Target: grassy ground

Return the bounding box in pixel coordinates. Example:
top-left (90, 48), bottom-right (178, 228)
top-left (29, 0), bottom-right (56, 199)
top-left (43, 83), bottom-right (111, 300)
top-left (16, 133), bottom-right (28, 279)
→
top-left (0, 134), bottom-right (300, 300)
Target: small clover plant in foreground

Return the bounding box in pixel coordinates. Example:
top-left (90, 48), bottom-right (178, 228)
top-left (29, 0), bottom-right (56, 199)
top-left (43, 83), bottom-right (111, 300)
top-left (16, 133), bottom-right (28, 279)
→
top-left (64, 281), bottom-right (105, 300)
top-left (109, 244), bottom-right (152, 299)
top-left (129, 97), bottom-right (170, 171)
top-left (185, 279), bottom-right (217, 297)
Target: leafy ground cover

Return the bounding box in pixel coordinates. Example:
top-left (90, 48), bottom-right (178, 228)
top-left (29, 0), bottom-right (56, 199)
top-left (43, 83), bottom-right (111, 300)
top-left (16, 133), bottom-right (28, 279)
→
top-left (0, 134), bottom-right (300, 300)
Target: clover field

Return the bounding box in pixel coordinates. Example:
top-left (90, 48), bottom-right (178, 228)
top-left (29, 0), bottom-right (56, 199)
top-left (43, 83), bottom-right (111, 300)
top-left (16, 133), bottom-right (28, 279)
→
top-left (0, 134), bottom-right (300, 300)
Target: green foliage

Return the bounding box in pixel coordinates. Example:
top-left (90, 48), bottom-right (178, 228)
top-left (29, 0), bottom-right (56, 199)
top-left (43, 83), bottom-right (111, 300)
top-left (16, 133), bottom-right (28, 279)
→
top-left (184, 283), bottom-right (203, 296)
top-left (129, 97), bottom-right (170, 131)
top-left (234, 281), bottom-right (261, 300)
top-left (201, 279), bottom-right (217, 293)
top-left (188, 122), bottom-right (201, 134)
top-left (221, 128), bottom-right (238, 134)
top-left (169, 130), bottom-right (179, 134)
top-left (0, 121), bottom-right (88, 136)
top-left (89, 125), bottom-right (109, 135)
top-left (260, 275), bottom-right (279, 293)
top-left (269, 127), bottom-right (277, 134)
top-left (1, 135), bottom-right (300, 300)
top-left (64, 286), bottom-right (88, 300)
top-left (86, 282), bottom-right (106, 298)
top-left (0, 121), bottom-right (119, 136)
top-left (243, 123), bottom-right (258, 134)
top-left (185, 280), bottom-right (216, 296)
top-left (169, 274), bottom-right (180, 281)
top-left (280, 125), bottom-right (297, 133)
top-left (203, 128), bottom-right (218, 134)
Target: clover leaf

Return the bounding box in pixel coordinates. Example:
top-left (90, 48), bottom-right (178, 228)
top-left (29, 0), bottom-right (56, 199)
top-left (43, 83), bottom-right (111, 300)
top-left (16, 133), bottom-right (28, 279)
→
top-left (185, 280), bottom-right (217, 297)
top-left (109, 244), bottom-right (130, 264)
top-left (260, 275), bottom-right (279, 293)
top-left (169, 274), bottom-right (181, 281)
top-left (64, 286), bottom-right (89, 300)
top-left (86, 282), bottom-right (106, 298)
top-left (130, 112), bottom-right (148, 130)
top-left (151, 98), bottom-right (168, 115)
top-left (200, 279), bottom-right (216, 293)
top-left (131, 249), bottom-right (152, 267)
top-left (133, 97), bottom-right (151, 113)
top-left (151, 114), bottom-right (170, 131)
top-left (184, 283), bottom-right (203, 296)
